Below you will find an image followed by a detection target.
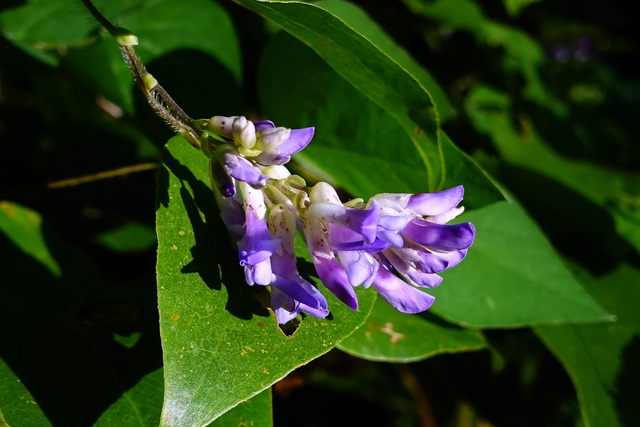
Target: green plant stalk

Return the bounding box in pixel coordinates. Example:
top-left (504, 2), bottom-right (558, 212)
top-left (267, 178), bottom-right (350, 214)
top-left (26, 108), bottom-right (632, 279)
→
top-left (79, 0), bottom-right (201, 149)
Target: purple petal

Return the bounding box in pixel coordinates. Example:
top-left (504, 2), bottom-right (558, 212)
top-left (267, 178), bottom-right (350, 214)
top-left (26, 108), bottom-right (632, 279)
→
top-left (337, 250), bottom-right (379, 288)
top-left (272, 275), bottom-right (327, 310)
top-left (276, 127), bottom-right (314, 157)
top-left (217, 194), bottom-right (245, 240)
top-left (223, 154), bottom-right (268, 186)
top-left (310, 202), bottom-right (379, 244)
top-left (314, 258), bottom-right (358, 310)
top-left (328, 225), bottom-right (391, 252)
top-left (237, 183), bottom-right (279, 268)
top-left (391, 244), bottom-right (468, 274)
top-left (251, 150), bottom-right (291, 166)
top-left (210, 158), bottom-right (236, 197)
top-left (384, 248), bottom-right (443, 288)
top-left (243, 258), bottom-right (273, 286)
top-left (402, 219), bottom-right (475, 251)
top-left (253, 120), bottom-right (275, 131)
top-left (372, 266), bottom-right (435, 313)
top-left (379, 215), bottom-right (409, 231)
top-left (407, 186), bottom-right (464, 216)
top-left (304, 218), bottom-right (358, 310)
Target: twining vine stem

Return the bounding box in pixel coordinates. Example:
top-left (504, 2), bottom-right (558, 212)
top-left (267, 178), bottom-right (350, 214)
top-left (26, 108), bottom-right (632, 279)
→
top-left (79, 0), bottom-right (201, 150)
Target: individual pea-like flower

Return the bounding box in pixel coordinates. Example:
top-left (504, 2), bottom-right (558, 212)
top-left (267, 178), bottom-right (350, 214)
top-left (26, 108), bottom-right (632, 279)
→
top-left (303, 183), bottom-right (475, 314)
top-left (267, 204), bottom-right (329, 324)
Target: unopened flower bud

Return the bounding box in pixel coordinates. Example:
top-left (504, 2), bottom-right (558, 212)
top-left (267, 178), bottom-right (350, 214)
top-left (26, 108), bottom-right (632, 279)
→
top-left (232, 116), bottom-right (257, 149)
top-left (207, 115), bottom-right (236, 138)
top-left (256, 127), bottom-right (291, 151)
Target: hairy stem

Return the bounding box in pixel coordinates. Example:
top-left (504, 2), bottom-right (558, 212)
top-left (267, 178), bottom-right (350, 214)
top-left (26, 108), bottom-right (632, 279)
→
top-left (79, 0), bottom-right (201, 149)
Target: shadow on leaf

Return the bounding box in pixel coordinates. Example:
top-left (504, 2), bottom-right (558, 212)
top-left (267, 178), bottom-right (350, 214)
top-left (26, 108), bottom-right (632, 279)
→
top-left (158, 148), bottom-right (270, 321)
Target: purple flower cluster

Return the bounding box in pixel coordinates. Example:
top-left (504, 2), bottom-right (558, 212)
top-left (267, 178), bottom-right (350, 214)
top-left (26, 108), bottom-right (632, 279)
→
top-left (204, 116), bottom-right (475, 324)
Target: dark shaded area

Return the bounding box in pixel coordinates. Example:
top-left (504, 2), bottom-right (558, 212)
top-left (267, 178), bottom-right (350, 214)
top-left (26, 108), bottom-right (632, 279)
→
top-left (491, 164), bottom-right (640, 275)
top-left (615, 334), bottom-right (640, 426)
top-left (274, 329), bottom-right (579, 427)
top-left (0, 224), bottom-right (161, 426)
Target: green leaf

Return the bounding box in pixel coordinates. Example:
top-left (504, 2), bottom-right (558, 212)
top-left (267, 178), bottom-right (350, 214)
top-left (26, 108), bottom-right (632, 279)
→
top-left (0, 201), bottom-right (61, 277)
top-left (235, 0), bottom-right (443, 191)
top-left (428, 201), bottom-right (611, 327)
top-left (465, 84), bottom-right (640, 253)
top-left (317, 0), bottom-right (455, 122)
top-left (94, 369), bottom-right (164, 427)
top-left (535, 263), bottom-right (640, 427)
top-left (0, 357), bottom-right (51, 427)
top-left (0, 0), bottom-right (95, 65)
top-left (258, 31), bottom-right (503, 208)
top-left (338, 299), bottom-right (486, 362)
top-left (258, 31), bottom-right (429, 199)
top-left (156, 136), bottom-right (376, 426)
top-left (96, 222), bottom-right (157, 253)
top-left (211, 389), bottom-right (272, 427)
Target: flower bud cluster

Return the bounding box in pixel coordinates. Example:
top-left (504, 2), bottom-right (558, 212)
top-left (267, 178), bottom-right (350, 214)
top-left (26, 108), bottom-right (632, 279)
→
top-left (203, 116), bottom-right (475, 324)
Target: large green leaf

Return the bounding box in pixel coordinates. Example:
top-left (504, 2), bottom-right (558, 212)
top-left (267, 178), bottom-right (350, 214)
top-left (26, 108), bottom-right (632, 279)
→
top-left (428, 201), bottom-right (610, 327)
top-left (338, 299), bottom-right (486, 362)
top-left (156, 136), bottom-right (376, 426)
top-left (235, 0), bottom-right (443, 190)
top-left (318, 0), bottom-right (455, 122)
top-left (535, 263), bottom-right (640, 427)
top-left (258, 31), bottom-right (503, 208)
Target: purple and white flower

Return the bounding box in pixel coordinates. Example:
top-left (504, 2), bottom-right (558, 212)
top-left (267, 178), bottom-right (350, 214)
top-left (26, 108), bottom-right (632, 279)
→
top-left (303, 183), bottom-right (475, 314)
top-left (206, 114), bottom-right (475, 323)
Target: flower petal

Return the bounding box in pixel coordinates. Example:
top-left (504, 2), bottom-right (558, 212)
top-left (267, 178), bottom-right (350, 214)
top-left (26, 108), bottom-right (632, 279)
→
top-left (338, 249), bottom-right (379, 288)
top-left (406, 186), bottom-right (464, 217)
top-left (314, 257), bottom-right (358, 310)
top-left (309, 202), bottom-right (379, 243)
top-left (384, 248), bottom-right (443, 288)
top-left (253, 120), bottom-right (275, 131)
top-left (304, 218), bottom-right (358, 310)
top-left (402, 219), bottom-right (475, 251)
top-left (372, 266), bottom-right (435, 313)
top-left (217, 145), bottom-right (268, 186)
top-left (276, 127), bottom-right (315, 157)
